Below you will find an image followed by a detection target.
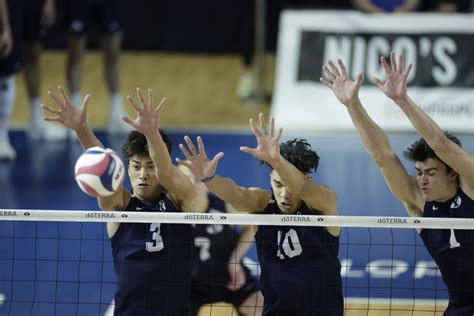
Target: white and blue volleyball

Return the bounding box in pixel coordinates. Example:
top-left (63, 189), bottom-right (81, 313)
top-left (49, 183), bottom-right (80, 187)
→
top-left (74, 147), bottom-right (125, 197)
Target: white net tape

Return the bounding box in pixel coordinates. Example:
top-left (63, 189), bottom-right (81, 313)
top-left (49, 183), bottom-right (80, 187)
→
top-left (1, 209), bottom-right (473, 229)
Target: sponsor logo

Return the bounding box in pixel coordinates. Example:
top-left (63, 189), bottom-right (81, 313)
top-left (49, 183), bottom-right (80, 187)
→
top-left (432, 205), bottom-right (439, 210)
top-left (0, 211), bottom-right (17, 216)
top-left (85, 212), bottom-right (116, 219)
top-left (184, 214), bottom-right (215, 221)
top-left (281, 216), bottom-right (311, 222)
top-left (377, 217), bottom-right (407, 224)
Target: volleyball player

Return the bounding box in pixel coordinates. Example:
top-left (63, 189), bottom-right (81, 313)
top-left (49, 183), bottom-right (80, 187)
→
top-left (177, 113), bottom-right (344, 316)
top-left (42, 86), bottom-right (197, 315)
top-left (179, 165), bottom-right (263, 316)
top-left (22, 0), bottom-right (57, 139)
top-left (0, 0), bottom-right (21, 160)
top-left (63, 0), bottom-right (128, 134)
top-left (321, 53), bottom-right (474, 314)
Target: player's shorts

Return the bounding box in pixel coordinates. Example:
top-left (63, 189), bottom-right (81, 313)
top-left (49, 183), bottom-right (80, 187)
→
top-left (190, 265), bottom-right (260, 316)
top-left (63, 0), bottom-right (122, 36)
top-left (0, 0), bottom-right (22, 75)
top-left (22, 3), bottom-right (49, 42)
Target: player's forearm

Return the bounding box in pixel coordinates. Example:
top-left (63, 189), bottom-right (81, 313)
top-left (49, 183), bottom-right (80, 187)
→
top-left (75, 124), bottom-right (104, 150)
top-left (347, 99), bottom-right (394, 163)
top-left (205, 176), bottom-right (256, 211)
top-left (270, 157), bottom-right (306, 196)
top-left (229, 226), bottom-right (254, 263)
top-left (145, 133), bottom-right (173, 176)
top-left (394, 95), bottom-right (446, 152)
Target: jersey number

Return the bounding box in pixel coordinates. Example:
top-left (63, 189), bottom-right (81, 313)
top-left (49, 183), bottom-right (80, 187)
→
top-left (277, 229), bottom-right (303, 259)
top-left (449, 229), bottom-right (461, 249)
top-left (194, 237), bottom-right (212, 261)
top-left (146, 223), bottom-right (164, 252)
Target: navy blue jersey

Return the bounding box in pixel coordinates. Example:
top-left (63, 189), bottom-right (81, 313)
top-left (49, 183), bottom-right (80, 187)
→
top-left (111, 192), bottom-right (193, 316)
top-left (420, 188), bottom-right (474, 313)
top-left (192, 194), bottom-right (241, 284)
top-left (255, 197), bottom-right (343, 316)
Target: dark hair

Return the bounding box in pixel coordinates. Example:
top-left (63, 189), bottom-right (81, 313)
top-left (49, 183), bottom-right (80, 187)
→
top-left (122, 129), bottom-right (173, 159)
top-left (403, 131), bottom-right (462, 172)
top-left (261, 138), bottom-right (320, 174)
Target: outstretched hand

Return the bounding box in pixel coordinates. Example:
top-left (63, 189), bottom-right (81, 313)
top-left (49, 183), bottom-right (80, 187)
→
top-left (320, 59), bottom-right (364, 107)
top-left (240, 113), bottom-right (283, 165)
top-left (42, 85), bottom-right (89, 131)
top-left (122, 88), bottom-right (165, 136)
top-left (372, 51), bottom-right (412, 101)
top-left (176, 136), bottom-right (224, 181)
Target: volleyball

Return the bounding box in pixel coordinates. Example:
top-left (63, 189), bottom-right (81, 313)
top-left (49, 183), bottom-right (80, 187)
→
top-left (74, 147), bottom-right (125, 197)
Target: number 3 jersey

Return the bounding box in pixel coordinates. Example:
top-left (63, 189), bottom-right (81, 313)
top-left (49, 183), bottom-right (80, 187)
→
top-left (255, 197), bottom-right (343, 316)
top-left (110, 192), bottom-right (193, 316)
top-left (191, 194), bottom-right (242, 285)
top-left (420, 188), bottom-right (474, 312)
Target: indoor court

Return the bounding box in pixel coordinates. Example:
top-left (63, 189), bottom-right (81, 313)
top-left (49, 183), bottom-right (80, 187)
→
top-left (1, 2), bottom-right (473, 315)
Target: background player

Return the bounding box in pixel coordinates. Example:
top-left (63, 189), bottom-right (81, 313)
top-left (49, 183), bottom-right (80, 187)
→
top-left (63, 0), bottom-right (127, 134)
top-left (0, 0), bottom-right (21, 160)
top-left (179, 164), bottom-right (263, 316)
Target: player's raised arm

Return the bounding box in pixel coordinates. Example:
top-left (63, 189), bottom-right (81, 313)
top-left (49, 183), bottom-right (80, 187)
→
top-left (373, 52), bottom-right (474, 193)
top-left (43, 86), bottom-right (103, 150)
top-left (122, 88), bottom-right (196, 211)
top-left (177, 135), bottom-right (271, 213)
top-left (321, 59), bottom-right (423, 216)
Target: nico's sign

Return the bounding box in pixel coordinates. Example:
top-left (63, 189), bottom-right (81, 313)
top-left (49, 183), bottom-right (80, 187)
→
top-left (271, 10), bottom-right (474, 132)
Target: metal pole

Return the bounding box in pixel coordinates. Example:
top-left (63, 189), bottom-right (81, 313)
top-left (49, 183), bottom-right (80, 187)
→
top-left (254, 0), bottom-right (267, 102)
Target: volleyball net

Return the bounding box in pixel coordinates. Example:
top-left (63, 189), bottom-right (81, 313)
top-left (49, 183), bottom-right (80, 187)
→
top-left (2, 209), bottom-right (472, 315)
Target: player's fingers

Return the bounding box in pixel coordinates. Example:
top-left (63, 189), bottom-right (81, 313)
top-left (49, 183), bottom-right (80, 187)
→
top-left (249, 118), bottom-right (261, 137)
top-left (320, 77), bottom-right (333, 88)
top-left (211, 152), bottom-right (224, 165)
top-left (275, 127), bottom-right (283, 141)
top-left (184, 135), bottom-right (198, 155)
top-left (404, 63), bottom-right (413, 78)
top-left (155, 97), bottom-right (166, 112)
top-left (148, 88), bottom-right (153, 107)
top-left (197, 136), bottom-right (207, 156)
top-left (239, 146), bottom-right (256, 156)
top-left (328, 60), bottom-right (340, 77)
top-left (121, 116), bottom-right (136, 128)
top-left (355, 72), bottom-right (364, 87)
top-left (48, 91), bottom-right (62, 107)
top-left (136, 87), bottom-right (147, 107)
top-left (127, 95), bottom-right (141, 112)
top-left (259, 113), bottom-right (268, 135)
top-left (58, 86), bottom-right (72, 106)
top-left (41, 103), bottom-right (60, 114)
top-left (390, 51), bottom-right (397, 71)
top-left (398, 53), bottom-right (404, 74)
top-left (179, 143), bottom-right (193, 160)
top-left (372, 77), bottom-right (384, 89)
top-left (381, 56), bottom-right (390, 74)
top-left (337, 59), bottom-right (348, 77)
top-left (43, 116), bottom-right (60, 122)
top-left (323, 65), bottom-right (336, 82)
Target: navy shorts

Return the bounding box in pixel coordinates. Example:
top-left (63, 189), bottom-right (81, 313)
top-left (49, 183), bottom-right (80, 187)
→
top-left (63, 0), bottom-right (122, 36)
top-left (190, 265), bottom-right (260, 316)
top-left (22, 5), bottom-right (49, 42)
top-left (0, 0), bottom-right (22, 75)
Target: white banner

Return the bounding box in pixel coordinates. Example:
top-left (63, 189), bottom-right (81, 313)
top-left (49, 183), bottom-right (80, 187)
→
top-left (271, 10), bottom-right (474, 132)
